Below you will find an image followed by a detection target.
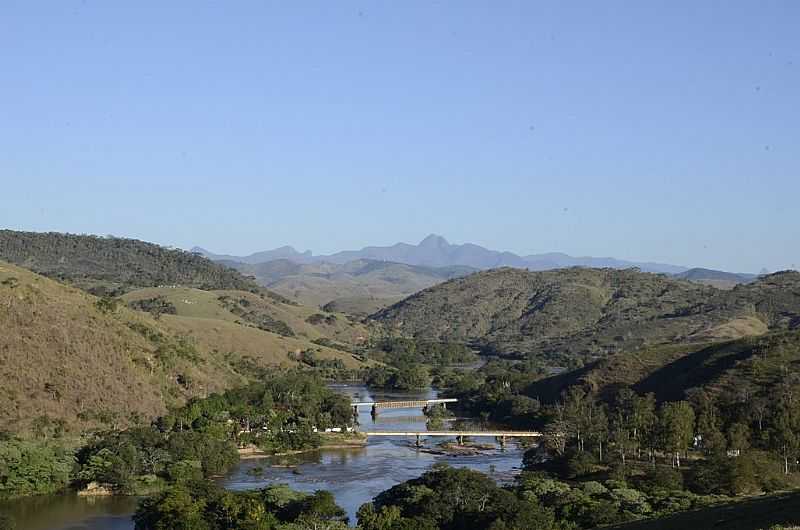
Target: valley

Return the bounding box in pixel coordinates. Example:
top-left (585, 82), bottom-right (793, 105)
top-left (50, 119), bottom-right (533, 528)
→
top-left (1, 230), bottom-right (799, 530)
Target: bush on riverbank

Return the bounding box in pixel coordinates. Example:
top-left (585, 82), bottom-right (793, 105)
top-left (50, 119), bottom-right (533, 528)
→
top-left (0, 438), bottom-right (74, 499)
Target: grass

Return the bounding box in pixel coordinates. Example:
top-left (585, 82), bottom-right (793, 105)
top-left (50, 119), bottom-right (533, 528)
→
top-left (157, 314), bottom-right (364, 369)
top-left (122, 287), bottom-right (370, 346)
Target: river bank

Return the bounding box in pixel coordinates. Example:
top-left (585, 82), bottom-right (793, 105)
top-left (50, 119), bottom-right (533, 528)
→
top-left (238, 433), bottom-right (369, 459)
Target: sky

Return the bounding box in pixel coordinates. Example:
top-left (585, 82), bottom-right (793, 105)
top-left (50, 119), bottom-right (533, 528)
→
top-left (1, 1), bottom-right (798, 273)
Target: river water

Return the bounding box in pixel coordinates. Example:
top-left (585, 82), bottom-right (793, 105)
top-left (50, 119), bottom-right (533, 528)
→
top-left (1, 385), bottom-right (529, 529)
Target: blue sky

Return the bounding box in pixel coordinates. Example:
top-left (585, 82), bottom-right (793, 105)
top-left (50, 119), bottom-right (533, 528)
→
top-left (1, 1), bottom-right (797, 272)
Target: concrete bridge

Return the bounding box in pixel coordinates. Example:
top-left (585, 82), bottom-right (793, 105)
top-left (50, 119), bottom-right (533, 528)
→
top-left (351, 398), bottom-right (458, 415)
top-left (357, 430), bottom-right (542, 447)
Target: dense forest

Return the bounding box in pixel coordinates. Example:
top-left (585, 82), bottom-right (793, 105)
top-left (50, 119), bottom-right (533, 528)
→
top-left (0, 230), bottom-right (262, 295)
top-left (360, 338), bottom-right (478, 391)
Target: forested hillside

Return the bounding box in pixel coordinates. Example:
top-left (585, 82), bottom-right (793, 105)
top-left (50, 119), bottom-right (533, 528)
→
top-left (372, 267), bottom-right (800, 364)
top-left (0, 230), bottom-right (262, 295)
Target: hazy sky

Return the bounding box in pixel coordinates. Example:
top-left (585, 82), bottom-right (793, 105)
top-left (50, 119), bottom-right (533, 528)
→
top-left (1, 1), bottom-right (798, 272)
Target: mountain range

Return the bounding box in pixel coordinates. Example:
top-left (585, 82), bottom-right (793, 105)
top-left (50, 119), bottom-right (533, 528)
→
top-left (192, 234), bottom-right (696, 274)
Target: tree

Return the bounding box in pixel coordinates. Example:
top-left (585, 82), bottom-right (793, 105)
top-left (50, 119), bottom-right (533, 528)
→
top-left (689, 389), bottom-right (725, 456)
top-left (613, 388), bottom-right (656, 460)
top-left (133, 484), bottom-right (211, 530)
top-left (658, 401), bottom-right (695, 468)
top-left (770, 390), bottom-right (800, 474)
top-left (284, 490), bottom-right (348, 525)
top-left (610, 410), bottom-right (634, 467)
top-left (727, 422), bottom-right (751, 455)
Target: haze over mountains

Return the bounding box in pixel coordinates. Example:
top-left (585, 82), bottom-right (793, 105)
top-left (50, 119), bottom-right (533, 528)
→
top-left (193, 234), bottom-right (694, 274)
top-left (193, 235), bottom-right (764, 310)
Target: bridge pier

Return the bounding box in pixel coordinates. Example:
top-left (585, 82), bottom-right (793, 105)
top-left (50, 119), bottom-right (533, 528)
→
top-left (415, 434), bottom-right (422, 448)
top-left (497, 435), bottom-right (506, 448)
top-left (457, 435), bottom-right (464, 446)
top-left (371, 404), bottom-right (378, 417)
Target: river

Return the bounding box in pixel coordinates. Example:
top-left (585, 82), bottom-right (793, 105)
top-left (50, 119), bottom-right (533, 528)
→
top-left (1, 385), bottom-right (529, 529)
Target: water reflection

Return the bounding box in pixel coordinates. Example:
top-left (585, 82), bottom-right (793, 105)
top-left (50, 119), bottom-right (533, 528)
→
top-left (0, 495), bottom-right (138, 530)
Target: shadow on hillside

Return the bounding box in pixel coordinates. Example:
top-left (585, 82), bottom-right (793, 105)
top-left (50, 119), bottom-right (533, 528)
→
top-left (523, 361), bottom-right (601, 403)
top-left (610, 490), bottom-right (800, 530)
top-left (633, 341), bottom-right (753, 401)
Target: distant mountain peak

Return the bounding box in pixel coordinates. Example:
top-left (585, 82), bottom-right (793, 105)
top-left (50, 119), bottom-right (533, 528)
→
top-left (419, 234), bottom-right (449, 248)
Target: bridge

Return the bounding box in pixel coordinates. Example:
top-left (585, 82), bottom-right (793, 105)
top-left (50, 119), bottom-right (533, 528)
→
top-left (355, 430), bottom-right (542, 447)
top-left (351, 398), bottom-right (458, 415)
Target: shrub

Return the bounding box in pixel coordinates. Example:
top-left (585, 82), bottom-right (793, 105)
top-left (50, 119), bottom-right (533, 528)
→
top-left (566, 451), bottom-right (598, 479)
top-left (636, 465), bottom-right (684, 494)
top-left (0, 439), bottom-right (74, 498)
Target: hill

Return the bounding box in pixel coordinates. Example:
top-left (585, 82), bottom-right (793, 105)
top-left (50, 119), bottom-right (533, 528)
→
top-left (224, 258), bottom-right (475, 312)
top-left (673, 267), bottom-right (758, 289)
top-left (0, 230), bottom-right (263, 296)
top-left (0, 260), bottom-right (365, 434)
top-left (371, 267), bottom-right (800, 363)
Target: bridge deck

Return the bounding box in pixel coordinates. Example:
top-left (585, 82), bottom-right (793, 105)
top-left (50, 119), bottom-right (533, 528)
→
top-left (358, 431), bottom-right (541, 437)
top-left (351, 398), bottom-right (458, 408)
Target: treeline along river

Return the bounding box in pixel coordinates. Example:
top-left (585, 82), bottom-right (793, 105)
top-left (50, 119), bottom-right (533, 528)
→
top-left (1, 385), bottom-right (528, 529)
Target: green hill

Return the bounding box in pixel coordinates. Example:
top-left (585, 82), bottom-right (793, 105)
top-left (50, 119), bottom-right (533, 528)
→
top-left (0, 230), bottom-right (263, 296)
top-left (371, 267), bottom-right (800, 364)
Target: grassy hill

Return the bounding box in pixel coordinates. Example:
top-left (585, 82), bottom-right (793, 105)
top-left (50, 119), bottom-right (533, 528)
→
top-left (121, 286), bottom-right (369, 347)
top-left (0, 230), bottom-right (263, 296)
top-left (0, 261), bottom-right (365, 434)
top-left (372, 267), bottom-right (800, 363)
top-left (227, 258), bottom-right (475, 313)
